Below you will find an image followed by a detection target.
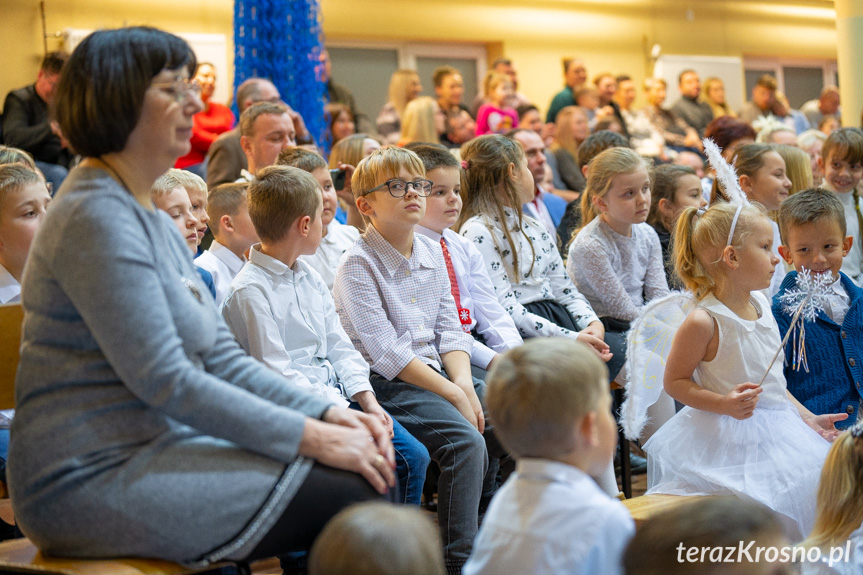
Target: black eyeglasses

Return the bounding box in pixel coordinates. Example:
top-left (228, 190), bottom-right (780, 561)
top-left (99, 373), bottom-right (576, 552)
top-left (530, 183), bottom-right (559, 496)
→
top-left (151, 76), bottom-right (202, 104)
top-left (363, 178), bottom-right (433, 198)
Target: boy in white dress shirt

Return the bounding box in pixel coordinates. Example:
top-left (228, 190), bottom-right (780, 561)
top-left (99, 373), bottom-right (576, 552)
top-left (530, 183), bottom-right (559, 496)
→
top-left (220, 165), bottom-right (429, 505)
top-left (0, 163), bottom-right (51, 303)
top-left (276, 147), bottom-right (360, 291)
top-left (412, 144), bottom-right (523, 375)
top-left (195, 181), bottom-right (258, 304)
top-left (464, 338), bottom-right (634, 575)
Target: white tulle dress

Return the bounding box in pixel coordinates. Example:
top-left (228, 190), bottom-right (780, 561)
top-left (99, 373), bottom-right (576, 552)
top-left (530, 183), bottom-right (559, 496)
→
top-left (643, 291), bottom-right (830, 540)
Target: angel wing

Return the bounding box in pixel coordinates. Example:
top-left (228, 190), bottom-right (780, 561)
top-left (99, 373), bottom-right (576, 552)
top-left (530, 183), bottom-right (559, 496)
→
top-left (621, 291), bottom-right (695, 441)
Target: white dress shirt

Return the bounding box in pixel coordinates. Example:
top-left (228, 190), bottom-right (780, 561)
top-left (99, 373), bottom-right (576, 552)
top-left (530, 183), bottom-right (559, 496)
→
top-left (832, 186), bottom-right (863, 285)
top-left (0, 264), bottom-right (20, 304)
top-left (464, 458), bottom-right (635, 575)
top-left (221, 245), bottom-right (372, 408)
top-left (823, 275), bottom-right (851, 325)
top-left (416, 225), bottom-right (523, 369)
top-left (522, 185), bottom-right (557, 238)
top-left (195, 240), bottom-right (246, 305)
top-left (298, 219), bottom-right (360, 291)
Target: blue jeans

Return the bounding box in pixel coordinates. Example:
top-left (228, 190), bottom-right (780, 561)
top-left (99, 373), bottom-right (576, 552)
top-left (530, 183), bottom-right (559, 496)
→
top-left (370, 372), bottom-right (494, 573)
top-left (348, 403), bottom-right (429, 506)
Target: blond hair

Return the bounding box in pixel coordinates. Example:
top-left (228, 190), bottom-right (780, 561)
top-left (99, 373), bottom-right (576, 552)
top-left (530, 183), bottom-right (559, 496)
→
top-left (802, 425), bottom-right (863, 551)
top-left (151, 168), bottom-right (207, 198)
top-left (308, 502), bottom-right (444, 575)
top-left (773, 144), bottom-right (813, 196)
top-left (551, 106), bottom-right (588, 161)
top-left (487, 338), bottom-right (607, 459)
top-left (277, 147), bottom-right (328, 173)
top-left (399, 97), bottom-right (440, 145)
top-left (388, 69), bottom-right (420, 118)
top-left (457, 134), bottom-right (534, 282)
top-left (0, 163), bottom-right (42, 207)
top-left (247, 165), bottom-right (320, 243)
top-left (352, 147), bottom-right (425, 201)
top-left (206, 182), bottom-right (249, 237)
top-left (673, 202), bottom-right (767, 300)
top-left (482, 71), bottom-right (511, 96)
top-left (330, 133), bottom-right (372, 169)
top-left (576, 147), bottom-right (651, 240)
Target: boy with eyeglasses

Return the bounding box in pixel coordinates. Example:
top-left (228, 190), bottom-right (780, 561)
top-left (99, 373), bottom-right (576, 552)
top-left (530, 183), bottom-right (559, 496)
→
top-left (333, 146), bottom-right (500, 575)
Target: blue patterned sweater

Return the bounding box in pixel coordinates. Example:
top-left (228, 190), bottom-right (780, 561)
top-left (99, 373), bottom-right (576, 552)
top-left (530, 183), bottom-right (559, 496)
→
top-left (772, 271), bottom-right (863, 429)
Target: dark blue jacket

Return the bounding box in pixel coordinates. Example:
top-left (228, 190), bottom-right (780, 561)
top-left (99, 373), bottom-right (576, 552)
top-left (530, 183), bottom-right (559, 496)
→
top-left (772, 271), bottom-right (863, 429)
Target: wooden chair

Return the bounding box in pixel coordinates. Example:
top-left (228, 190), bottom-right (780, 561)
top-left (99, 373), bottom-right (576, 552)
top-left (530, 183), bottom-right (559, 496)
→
top-left (623, 494), bottom-right (717, 528)
top-left (0, 305), bottom-right (247, 575)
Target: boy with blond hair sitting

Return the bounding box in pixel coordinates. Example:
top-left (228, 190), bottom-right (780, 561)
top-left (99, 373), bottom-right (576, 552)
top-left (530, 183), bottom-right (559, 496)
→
top-left (464, 338), bottom-right (634, 575)
top-left (221, 165), bottom-right (428, 505)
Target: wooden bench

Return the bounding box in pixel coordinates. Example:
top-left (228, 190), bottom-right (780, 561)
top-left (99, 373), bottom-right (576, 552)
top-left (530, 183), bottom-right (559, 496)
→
top-left (623, 494), bottom-right (718, 528)
top-left (0, 537), bottom-right (247, 574)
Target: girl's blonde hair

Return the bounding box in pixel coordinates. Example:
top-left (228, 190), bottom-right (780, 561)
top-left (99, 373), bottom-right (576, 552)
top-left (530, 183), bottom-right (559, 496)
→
top-left (329, 133), bottom-right (372, 169)
top-left (551, 105), bottom-right (588, 161)
top-left (399, 96), bottom-right (440, 145)
top-left (388, 69), bottom-right (420, 118)
top-left (457, 134), bottom-right (534, 282)
top-left (575, 147), bottom-right (651, 242)
top-left (802, 426), bottom-right (863, 550)
top-left (673, 202), bottom-right (767, 300)
top-left (773, 144), bottom-right (813, 195)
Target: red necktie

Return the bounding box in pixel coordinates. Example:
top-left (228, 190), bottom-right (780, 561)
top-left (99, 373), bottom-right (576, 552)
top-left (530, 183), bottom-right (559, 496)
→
top-left (440, 237), bottom-right (472, 332)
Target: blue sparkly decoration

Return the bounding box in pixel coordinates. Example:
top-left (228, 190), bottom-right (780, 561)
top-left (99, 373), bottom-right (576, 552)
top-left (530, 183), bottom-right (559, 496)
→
top-left (233, 0), bottom-right (327, 149)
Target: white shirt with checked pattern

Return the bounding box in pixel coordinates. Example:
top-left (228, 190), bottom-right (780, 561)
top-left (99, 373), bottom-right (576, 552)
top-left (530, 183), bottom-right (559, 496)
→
top-left (333, 224), bottom-right (473, 381)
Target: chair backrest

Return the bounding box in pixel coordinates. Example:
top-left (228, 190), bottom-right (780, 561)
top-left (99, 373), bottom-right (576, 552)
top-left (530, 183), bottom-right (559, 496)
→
top-left (0, 304), bottom-right (23, 410)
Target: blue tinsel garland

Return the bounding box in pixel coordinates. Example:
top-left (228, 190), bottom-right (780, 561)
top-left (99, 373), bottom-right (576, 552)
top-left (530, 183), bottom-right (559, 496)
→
top-left (233, 0), bottom-right (327, 150)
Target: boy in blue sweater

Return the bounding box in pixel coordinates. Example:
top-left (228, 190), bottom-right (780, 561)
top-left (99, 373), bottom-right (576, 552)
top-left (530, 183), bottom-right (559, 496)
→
top-left (773, 188), bottom-right (860, 428)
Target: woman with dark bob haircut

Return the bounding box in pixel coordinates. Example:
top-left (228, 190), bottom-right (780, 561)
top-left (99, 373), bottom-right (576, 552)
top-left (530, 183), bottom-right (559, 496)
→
top-left (8, 26), bottom-right (394, 566)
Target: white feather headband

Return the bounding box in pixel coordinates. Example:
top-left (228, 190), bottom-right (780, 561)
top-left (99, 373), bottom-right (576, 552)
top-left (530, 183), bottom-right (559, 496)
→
top-left (703, 137), bottom-right (749, 245)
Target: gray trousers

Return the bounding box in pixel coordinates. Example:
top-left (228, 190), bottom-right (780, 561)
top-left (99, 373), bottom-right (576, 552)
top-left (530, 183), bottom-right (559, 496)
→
top-left (370, 372), bottom-right (493, 574)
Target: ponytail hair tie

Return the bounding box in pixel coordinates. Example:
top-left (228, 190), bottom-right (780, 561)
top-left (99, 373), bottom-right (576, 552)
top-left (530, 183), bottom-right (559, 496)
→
top-left (696, 207), bottom-right (707, 217)
top-left (461, 160), bottom-right (469, 170)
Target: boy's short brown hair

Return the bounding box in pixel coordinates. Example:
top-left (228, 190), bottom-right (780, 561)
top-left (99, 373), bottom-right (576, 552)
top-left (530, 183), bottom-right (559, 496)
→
top-left (276, 147), bottom-right (328, 173)
top-left (207, 182), bottom-right (249, 236)
top-left (409, 144), bottom-right (459, 173)
top-left (351, 147), bottom-right (426, 201)
top-left (777, 187), bottom-right (846, 244)
top-left (822, 127), bottom-right (863, 167)
top-left (247, 165), bottom-right (320, 243)
top-left (151, 168), bottom-right (207, 198)
top-left (486, 338), bottom-right (608, 459)
top-left (0, 163), bottom-right (42, 207)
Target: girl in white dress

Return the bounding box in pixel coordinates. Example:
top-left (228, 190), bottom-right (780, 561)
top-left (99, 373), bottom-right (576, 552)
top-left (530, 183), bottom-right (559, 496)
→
top-left (800, 423), bottom-right (863, 574)
top-left (644, 201), bottom-right (845, 540)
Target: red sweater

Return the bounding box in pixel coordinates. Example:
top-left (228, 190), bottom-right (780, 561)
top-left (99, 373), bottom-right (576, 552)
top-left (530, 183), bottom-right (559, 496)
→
top-left (175, 102), bottom-right (234, 169)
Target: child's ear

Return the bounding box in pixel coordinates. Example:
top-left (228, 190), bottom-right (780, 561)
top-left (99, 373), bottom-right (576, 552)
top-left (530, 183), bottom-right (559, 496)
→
top-left (591, 193), bottom-right (608, 214)
top-left (817, 155), bottom-right (825, 173)
top-left (777, 244), bottom-right (793, 265)
top-left (721, 245), bottom-right (739, 269)
top-left (579, 411), bottom-right (599, 448)
top-left (297, 215), bottom-right (311, 237)
top-left (657, 197), bottom-right (672, 217)
top-left (356, 194), bottom-right (375, 219)
top-left (581, 165), bottom-right (590, 179)
top-left (220, 214), bottom-right (234, 233)
top-left (843, 235), bottom-right (854, 256)
top-left (738, 174), bottom-right (751, 195)
top-left (506, 162), bottom-right (517, 181)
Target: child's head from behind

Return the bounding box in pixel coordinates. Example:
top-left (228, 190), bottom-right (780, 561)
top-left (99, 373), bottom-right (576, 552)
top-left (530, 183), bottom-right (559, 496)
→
top-left (674, 202), bottom-right (773, 299)
top-left (487, 338), bottom-right (613, 475)
top-left (648, 164), bottom-right (706, 233)
top-left (819, 127), bottom-right (863, 195)
top-left (276, 148), bottom-right (337, 229)
top-left (352, 147), bottom-right (428, 229)
top-left (577, 129), bottom-right (632, 174)
top-left (151, 170), bottom-right (202, 254)
top-left (579, 147), bottom-right (652, 233)
top-left (308, 502), bottom-right (444, 575)
top-left (772, 144), bottom-right (813, 196)
top-left (805, 423), bottom-right (863, 549)
top-left (777, 188), bottom-right (850, 280)
top-left (412, 144), bottom-right (461, 234)
top-left (623, 498), bottom-right (791, 575)
top-left (152, 169), bottom-right (208, 246)
top-left (248, 165), bottom-right (322, 255)
top-left (206, 182), bottom-right (258, 255)
top-left (0, 163), bottom-right (51, 279)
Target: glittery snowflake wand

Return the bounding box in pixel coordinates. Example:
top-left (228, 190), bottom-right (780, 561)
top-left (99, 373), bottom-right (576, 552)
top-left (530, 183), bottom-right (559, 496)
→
top-left (758, 269), bottom-right (832, 386)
